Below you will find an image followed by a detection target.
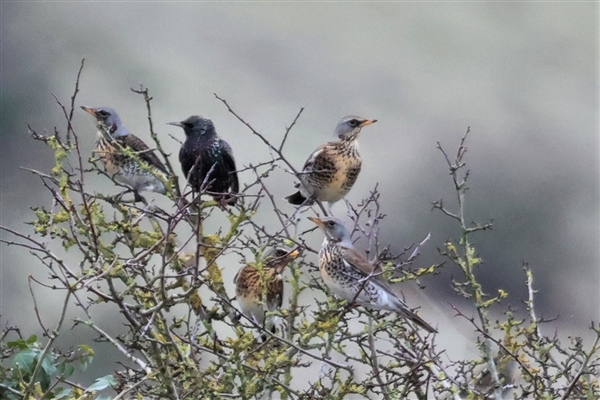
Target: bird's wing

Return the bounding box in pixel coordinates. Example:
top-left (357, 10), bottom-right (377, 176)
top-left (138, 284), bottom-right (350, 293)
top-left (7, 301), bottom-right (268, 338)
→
top-left (234, 265), bottom-right (254, 296)
top-left (340, 246), bottom-right (396, 293)
top-left (268, 274), bottom-right (284, 310)
top-left (340, 246), bottom-right (377, 275)
top-left (178, 148), bottom-right (192, 182)
top-left (302, 144), bottom-right (327, 172)
top-left (233, 268), bottom-right (241, 285)
top-left (179, 142), bottom-right (204, 187)
top-left (341, 245), bottom-right (437, 333)
top-left (119, 134), bottom-right (168, 174)
top-left (220, 139), bottom-right (239, 194)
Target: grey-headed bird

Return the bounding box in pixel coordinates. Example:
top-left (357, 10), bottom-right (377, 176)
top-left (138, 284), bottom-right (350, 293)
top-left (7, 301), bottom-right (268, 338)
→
top-left (308, 216), bottom-right (436, 333)
top-left (286, 116), bottom-right (376, 207)
top-left (81, 106), bottom-right (168, 199)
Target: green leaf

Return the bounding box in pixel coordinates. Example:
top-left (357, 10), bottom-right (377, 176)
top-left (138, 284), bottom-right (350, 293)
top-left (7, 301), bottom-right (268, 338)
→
top-left (78, 345), bottom-right (95, 371)
top-left (41, 352), bottom-right (57, 377)
top-left (13, 348), bottom-right (38, 372)
top-left (85, 375), bottom-right (118, 393)
top-left (7, 339), bottom-right (30, 350)
top-left (59, 363), bottom-right (75, 379)
top-left (39, 353), bottom-right (57, 390)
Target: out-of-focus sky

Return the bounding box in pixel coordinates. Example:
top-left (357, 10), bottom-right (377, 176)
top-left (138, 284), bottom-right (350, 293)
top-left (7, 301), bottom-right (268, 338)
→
top-left (1, 0), bottom-right (598, 381)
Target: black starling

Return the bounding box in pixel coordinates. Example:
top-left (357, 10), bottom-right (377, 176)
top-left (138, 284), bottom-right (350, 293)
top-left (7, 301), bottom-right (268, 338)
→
top-left (308, 216), bottom-right (437, 334)
top-left (81, 106), bottom-right (168, 197)
top-left (169, 116), bottom-right (239, 206)
top-left (286, 115), bottom-right (376, 208)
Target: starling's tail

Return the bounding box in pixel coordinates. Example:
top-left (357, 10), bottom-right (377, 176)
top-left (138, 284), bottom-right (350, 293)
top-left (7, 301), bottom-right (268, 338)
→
top-left (285, 191), bottom-right (314, 205)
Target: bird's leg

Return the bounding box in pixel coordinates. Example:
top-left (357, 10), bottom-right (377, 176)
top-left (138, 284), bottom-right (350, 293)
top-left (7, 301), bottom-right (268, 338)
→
top-left (174, 196), bottom-right (200, 229)
top-left (225, 193), bottom-right (238, 206)
top-left (176, 196), bottom-right (191, 214)
top-left (110, 189), bottom-right (142, 204)
top-left (133, 190), bottom-right (148, 205)
top-left (339, 301), bottom-right (360, 317)
top-left (326, 202), bottom-right (334, 217)
top-left (313, 198), bottom-right (329, 216)
top-left (110, 190), bottom-right (124, 204)
top-left (181, 192), bottom-right (203, 229)
top-left (191, 192), bottom-right (203, 207)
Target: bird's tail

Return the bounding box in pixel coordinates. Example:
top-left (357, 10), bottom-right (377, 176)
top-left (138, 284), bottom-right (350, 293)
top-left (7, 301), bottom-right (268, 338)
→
top-left (260, 323), bottom-right (277, 343)
top-left (285, 191), bottom-right (313, 205)
top-left (402, 308), bottom-right (437, 334)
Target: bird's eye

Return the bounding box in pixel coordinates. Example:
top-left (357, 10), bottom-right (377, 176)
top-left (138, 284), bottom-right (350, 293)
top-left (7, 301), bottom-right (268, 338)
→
top-left (98, 110), bottom-right (109, 118)
top-left (275, 249), bottom-right (287, 257)
top-left (347, 119), bottom-right (359, 128)
top-left (327, 221), bottom-right (336, 227)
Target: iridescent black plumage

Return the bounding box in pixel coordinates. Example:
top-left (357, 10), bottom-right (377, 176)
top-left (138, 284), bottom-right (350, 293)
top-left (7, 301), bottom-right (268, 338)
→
top-left (169, 116), bottom-right (239, 205)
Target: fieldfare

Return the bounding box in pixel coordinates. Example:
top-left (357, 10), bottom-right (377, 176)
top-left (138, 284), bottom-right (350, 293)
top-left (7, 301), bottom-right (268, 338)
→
top-left (169, 116), bottom-right (239, 207)
top-left (308, 216), bottom-right (436, 333)
top-left (234, 247), bottom-right (300, 338)
top-left (286, 116), bottom-right (376, 208)
top-left (81, 106), bottom-right (168, 198)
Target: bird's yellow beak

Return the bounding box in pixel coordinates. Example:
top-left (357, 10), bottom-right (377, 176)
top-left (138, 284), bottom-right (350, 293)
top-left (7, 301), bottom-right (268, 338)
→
top-left (360, 119), bottom-right (377, 127)
top-left (287, 249), bottom-right (300, 259)
top-left (80, 106), bottom-right (97, 116)
top-left (308, 216), bottom-right (325, 227)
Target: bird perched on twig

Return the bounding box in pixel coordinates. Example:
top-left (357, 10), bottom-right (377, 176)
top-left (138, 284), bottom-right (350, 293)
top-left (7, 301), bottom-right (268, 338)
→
top-left (286, 116), bottom-right (376, 209)
top-left (308, 216), bottom-right (436, 333)
top-left (234, 247), bottom-right (300, 339)
top-left (81, 106), bottom-right (168, 201)
top-left (169, 116), bottom-right (239, 207)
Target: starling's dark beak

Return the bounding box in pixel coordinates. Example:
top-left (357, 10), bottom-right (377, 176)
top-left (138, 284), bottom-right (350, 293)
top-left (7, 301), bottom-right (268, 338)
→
top-left (308, 216), bottom-right (325, 228)
top-left (167, 121), bottom-right (183, 128)
top-left (360, 119), bottom-right (377, 127)
top-left (80, 106), bottom-right (97, 116)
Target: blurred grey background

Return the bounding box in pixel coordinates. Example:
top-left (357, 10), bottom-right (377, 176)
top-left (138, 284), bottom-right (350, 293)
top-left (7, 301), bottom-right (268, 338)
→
top-left (1, 1), bottom-right (598, 386)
